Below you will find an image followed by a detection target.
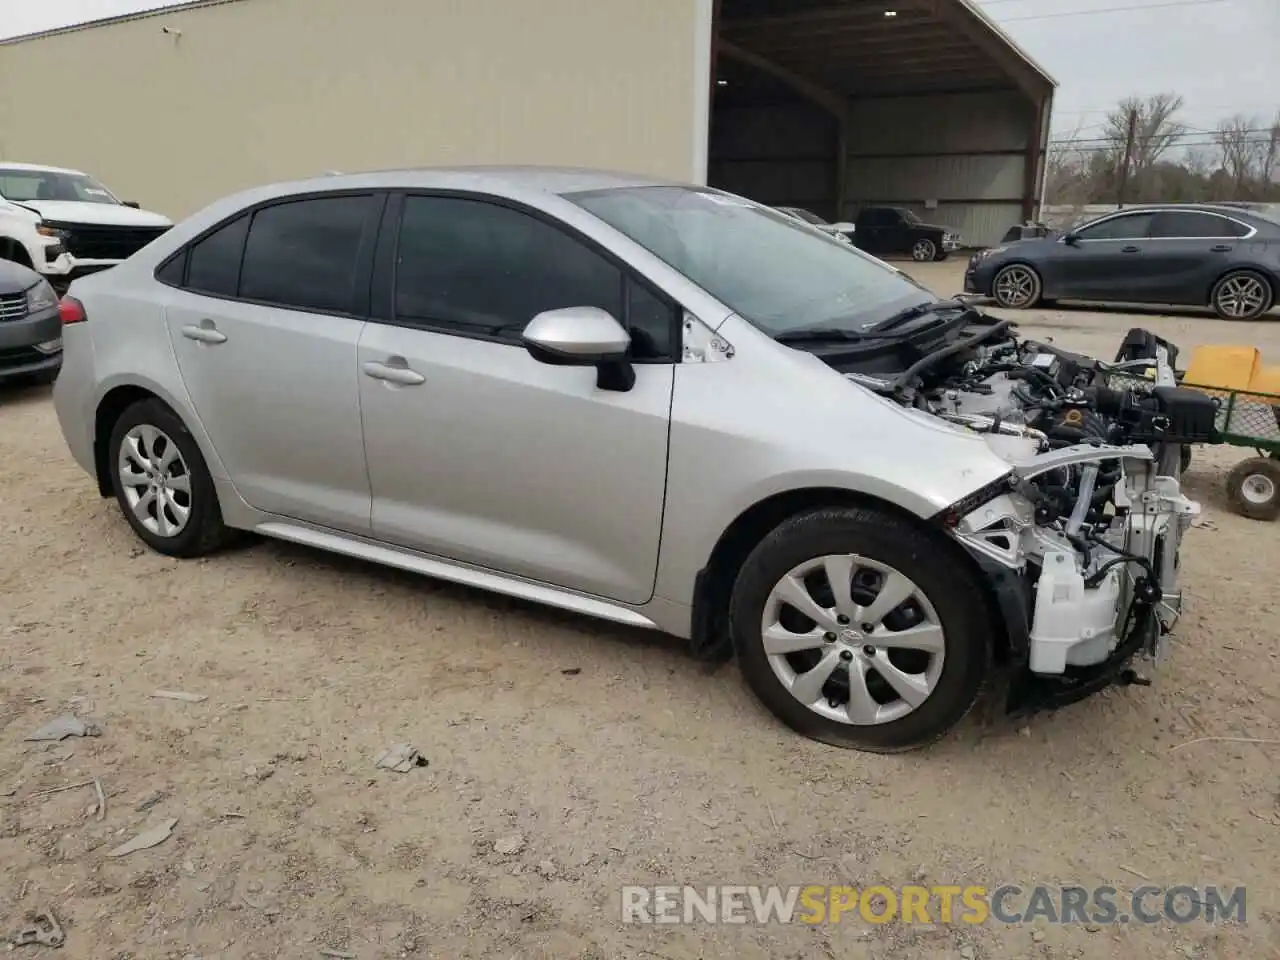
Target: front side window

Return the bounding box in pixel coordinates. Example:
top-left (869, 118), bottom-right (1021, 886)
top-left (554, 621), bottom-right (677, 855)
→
top-left (1076, 212), bottom-right (1155, 241)
top-left (1149, 211), bottom-right (1247, 239)
top-left (570, 186), bottom-right (936, 337)
top-left (394, 196), bottom-right (624, 340)
top-left (0, 168), bottom-right (120, 205)
top-left (239, 195), bottom-right (374, 313)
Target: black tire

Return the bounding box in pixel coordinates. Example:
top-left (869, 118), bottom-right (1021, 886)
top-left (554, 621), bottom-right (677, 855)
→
top-left (1225, 457), bottom-right (1280, 521)
top-left (991, 264), bottom-right (1043, 309)
top-left (911, 238), bottom-right (937, 262)
top-left (729, 507), bottom-right (991, 752)
top-left (1210, 270), bottom-right (1273, 321)
top-left (1180, 445), bottom-right (1193, 474)
top-left (108, 399), bottom-right (235, 557)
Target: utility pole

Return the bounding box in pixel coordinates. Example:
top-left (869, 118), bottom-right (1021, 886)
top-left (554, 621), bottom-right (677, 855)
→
top-left (1116, 107), bottom-right (1138, 208)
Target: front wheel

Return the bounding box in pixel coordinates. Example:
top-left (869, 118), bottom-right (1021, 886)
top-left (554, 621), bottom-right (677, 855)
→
top-left (911, 238), bottom-right (937, 262)
top-left (992, 264), bottom-right (1043, 309)
top-left (729, 507), bottom-right (991, 752)
top-left (1211, 270), bottom-right (1273, 321)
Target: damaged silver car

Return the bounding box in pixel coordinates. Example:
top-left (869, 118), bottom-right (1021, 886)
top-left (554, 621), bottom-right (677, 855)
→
top-left (51, 171), bottom-right (1211, 751)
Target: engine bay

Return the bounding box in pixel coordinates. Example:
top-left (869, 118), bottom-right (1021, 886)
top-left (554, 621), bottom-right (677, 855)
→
top-left (833, 312), bottom-right (1211, 704)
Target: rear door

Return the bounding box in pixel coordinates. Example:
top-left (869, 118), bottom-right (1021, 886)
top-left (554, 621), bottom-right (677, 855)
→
top-left (162, 192), bottom-right (384, 533)
top-left (1054, 210), bottom-right (1157, 301)
top-left (1142, 210), bottom-right (1251, 303)
top-left (356, 193), bottom-right (676, 604)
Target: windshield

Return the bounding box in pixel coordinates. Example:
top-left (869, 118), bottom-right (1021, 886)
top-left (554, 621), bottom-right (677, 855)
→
top-left (569, 186), bottom-right (935, 336)
top-left (895, 207), bottom-right (923, 224)
top-left (0, 168), bottom-right (120, 205)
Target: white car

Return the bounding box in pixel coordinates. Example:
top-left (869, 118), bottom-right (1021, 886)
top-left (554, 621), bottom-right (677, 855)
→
top-left (0, 163), bottom-right (172, 289)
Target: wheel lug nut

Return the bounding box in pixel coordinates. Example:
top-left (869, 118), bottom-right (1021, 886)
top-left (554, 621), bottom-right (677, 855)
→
top-left (863, 645), bottom-right (876, 657)
top-left (861, 623), bottom-right (875, 632)
top-left (823, 632), bottom-right (836, 643)
top-left (839, 650), bottom-right (853, 662)
top-left (836, 615), bottom-right (850, 625)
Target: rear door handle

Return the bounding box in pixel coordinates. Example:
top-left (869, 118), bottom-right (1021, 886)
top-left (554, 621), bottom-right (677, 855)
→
top-left (1120, 245), bottom-right (1141, 253)
top-left (181, 323), bottom-right (227, 344)
top-left (362, 359), bottom-right (425, 386)
top-left (1210, 244), bottom-right (1233, 252)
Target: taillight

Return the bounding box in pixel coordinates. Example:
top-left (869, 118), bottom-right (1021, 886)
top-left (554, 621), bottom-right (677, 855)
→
top-left (59, 296), bottom-right (87, 325)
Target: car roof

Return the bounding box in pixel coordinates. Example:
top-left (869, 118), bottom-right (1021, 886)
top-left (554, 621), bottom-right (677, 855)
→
top-left (1097, 202), bottom-right (1260, 218)
top-left (263, 165), bottom-right (681, 197)
top-left (0, 161), bottom-right (89, 177)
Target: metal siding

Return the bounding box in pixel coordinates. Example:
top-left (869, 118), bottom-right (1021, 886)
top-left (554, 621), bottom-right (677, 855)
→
top-left (0, 0), bottom-right (704, 219)
top-left (842, 91), bottom-right (1035, 246)
top-left (709, 103), bottom-right (835, 214)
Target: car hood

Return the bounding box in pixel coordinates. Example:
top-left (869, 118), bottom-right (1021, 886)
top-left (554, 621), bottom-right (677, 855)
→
top-left (17, 200), bottom-right (171, 227)
top-left (916, 222), bottom-right (953, 234)
top-left (0, 257), bottom-right (41, 292)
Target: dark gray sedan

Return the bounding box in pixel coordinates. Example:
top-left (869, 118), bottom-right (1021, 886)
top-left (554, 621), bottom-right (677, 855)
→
top-left (0, 259), bottom-right (62, 385)
top-left (965, 204), bottom-right (1280, 320)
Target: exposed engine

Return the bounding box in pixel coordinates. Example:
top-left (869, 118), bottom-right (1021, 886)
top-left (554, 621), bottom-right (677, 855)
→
top-left (845, 318), bottom-right (1214, 702)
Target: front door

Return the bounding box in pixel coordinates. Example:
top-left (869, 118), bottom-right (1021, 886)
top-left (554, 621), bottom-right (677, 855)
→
top-left (163, 193), bottom-right (384, 532)
top-left (1054, 210), bottom-right (1158, 301)
top-left (357, 194), bottom-right (677, 604)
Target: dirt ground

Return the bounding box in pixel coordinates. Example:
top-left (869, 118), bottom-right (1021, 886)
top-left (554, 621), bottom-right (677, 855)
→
top-left (2, 260), bottom-right (1278, 960)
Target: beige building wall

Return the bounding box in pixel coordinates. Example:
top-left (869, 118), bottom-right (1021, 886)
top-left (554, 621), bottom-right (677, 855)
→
top-left (0, 0), bottom-right (712, 218)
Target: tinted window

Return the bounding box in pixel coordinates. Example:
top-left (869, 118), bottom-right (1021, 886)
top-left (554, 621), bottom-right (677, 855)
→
top-left (239, 195), bottom-right (373, 313)
top-left (156, 249), bottom-right (187, 287)
top-left (1149, 211), bottom-right (1247, 238)
top-left (186, 214), bottom-right (249, 297)
top-left (627, 279), bottom-right (677, 360)
top-left (395, 196), bottom-right (623, 339)
top-left (1077, 213), bottom-right (1155, 240)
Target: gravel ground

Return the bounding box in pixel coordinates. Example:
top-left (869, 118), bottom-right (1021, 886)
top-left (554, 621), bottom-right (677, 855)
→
top-left (2, 260), bottom-right (1277, 959)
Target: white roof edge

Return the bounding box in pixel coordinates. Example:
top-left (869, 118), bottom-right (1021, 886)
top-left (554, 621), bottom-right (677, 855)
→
top-left (0, 0), bottom-right (251, 46)
top-left (0, 161), bottom-right (88, 176)
top-left (956, 0), bottom-right (1057, 90)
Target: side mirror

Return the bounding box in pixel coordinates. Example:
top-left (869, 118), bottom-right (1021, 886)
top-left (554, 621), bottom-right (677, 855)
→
top-left (521, 306), bottom-right (635, 392)
top-left (830, 222), bottom-right (857, 233)
top-left (122, 201), bottom-right (141, 209)
top-left (1062, 232), bottom-right (1079, 246)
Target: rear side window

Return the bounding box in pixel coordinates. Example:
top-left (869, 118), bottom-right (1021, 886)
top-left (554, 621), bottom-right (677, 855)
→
top-left (1149, 211), bottom-right (1248, 238)
top-left (238, 195), bottom-right (375, 313)
top-left (186, 214), bottom-right (249, 296)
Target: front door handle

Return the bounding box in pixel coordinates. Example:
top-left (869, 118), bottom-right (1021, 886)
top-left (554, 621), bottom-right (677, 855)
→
top-left (1120, 245), bottom-right (1140, 253)
top-left (1210, 244), bottom-right (1233, 252)
top-left (181, 322), bottom-right (227, 344)
top-left (362, 359), bottom-right (425, 386)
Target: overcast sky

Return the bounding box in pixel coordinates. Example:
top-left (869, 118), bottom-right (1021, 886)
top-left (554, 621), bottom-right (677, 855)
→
top-left (1, 0), bottom-right (1276, 139)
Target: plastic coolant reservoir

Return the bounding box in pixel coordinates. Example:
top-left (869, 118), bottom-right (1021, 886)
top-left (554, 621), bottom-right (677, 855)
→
top-left (1029, 550), bottom-right (1122, 673)
top-left (983, 432), bottom-right (1041, 462)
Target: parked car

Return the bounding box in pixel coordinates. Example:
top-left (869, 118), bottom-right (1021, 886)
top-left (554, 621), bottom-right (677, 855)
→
top-left (852, 206), bottom-right (962, 262)
top-left (966, 203), bottom-right (1280, 321)
top-left (774, 206), bottom-right (856, 244)
top-left (53, 169), bottom-right (1201, 752)
top-left (0, 162), bottom-right (172, 291)
top-left (0, 258), bottom-right (61, 385)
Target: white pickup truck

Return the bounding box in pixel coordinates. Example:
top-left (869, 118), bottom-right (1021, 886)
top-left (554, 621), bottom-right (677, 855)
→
top-left (0, 162), bottom-right (172, 291)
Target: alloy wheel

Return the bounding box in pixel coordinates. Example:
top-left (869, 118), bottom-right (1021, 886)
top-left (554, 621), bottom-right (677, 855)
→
top-left (994, 265), bottom-right (1038, 308)
top-left (912, 239), bottom-right (936, 262)
top-left (760, 554), bottom-right (946, 726)
top-left (117, 424), bottom-right (193, 537)
top-left (1216, 275), bottom-right (1268, 319)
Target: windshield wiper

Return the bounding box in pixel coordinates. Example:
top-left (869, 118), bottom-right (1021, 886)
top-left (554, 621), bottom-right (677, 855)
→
top-left (870, 298), bottom-right (974, 332)
top-left (774, 327), bottom-right (868, 345)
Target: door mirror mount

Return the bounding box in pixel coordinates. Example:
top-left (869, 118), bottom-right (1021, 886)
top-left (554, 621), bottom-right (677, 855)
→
top-left (122, 201), bottom-right (141, 209)
top-left (521, 306), bottom-right (635, 392)
top-left (1062, 232), bottom-right (1080, 246)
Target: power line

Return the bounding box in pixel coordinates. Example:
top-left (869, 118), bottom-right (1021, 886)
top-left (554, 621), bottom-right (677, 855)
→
top-left (1050, 127), bottom-right (1273, 145)
top-left (995, 0), bottom-right (1229, 23)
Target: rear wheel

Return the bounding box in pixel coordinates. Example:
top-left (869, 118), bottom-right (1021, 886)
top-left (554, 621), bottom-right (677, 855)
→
top-left (729, 507), bottom-right (990, 752)
top-left (911, 238), bottom-right (937, 262)
top-left (992, 264), bottom-right (1043, 309)
top-left (1226, 457), bottom-right (1280, 521)
top-left (108, 399), bottom-right (235, 556)
top-left (1211, 270), bottom-right (1273, 321)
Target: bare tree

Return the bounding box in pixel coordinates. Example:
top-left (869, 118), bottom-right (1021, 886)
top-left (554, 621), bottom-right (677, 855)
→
top-left (1044, 120), bottom-right (1096, 207)
top-left (1216, 113), bottom-right (1267, 198)
top-left (1102, 93), bottom-right (1186, 201)
top-left (1264, 111), bottom-right (1280, 186)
